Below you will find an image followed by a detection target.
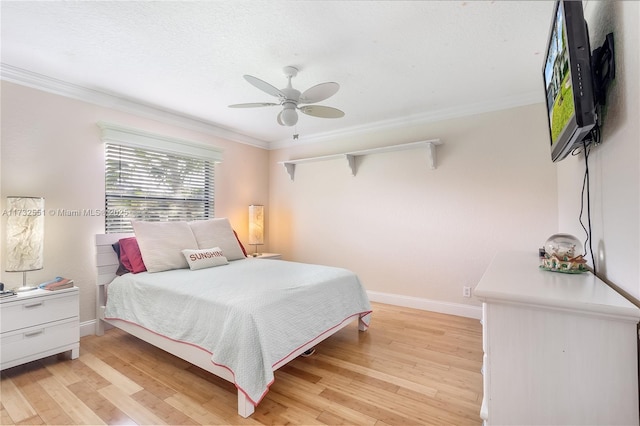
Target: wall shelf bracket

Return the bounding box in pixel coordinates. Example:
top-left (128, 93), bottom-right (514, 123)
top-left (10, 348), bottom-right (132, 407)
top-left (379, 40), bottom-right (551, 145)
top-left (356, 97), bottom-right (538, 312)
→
top-left (425, 140), bottom-right (438, 170)
top-left (345, 154), bottom-right (357, 176)
top-left (283, 162), bottom-right (296, 181)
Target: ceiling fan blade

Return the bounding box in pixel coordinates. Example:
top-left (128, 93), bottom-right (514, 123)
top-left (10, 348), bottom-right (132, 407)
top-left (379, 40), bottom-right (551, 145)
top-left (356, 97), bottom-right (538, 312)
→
top-left (299, 105), bottom-right (345, 118)
top-left (299, 82), bottom-right (340, 104)
top-left (244, 75), bottom-right (285, 98)
top-left (228, 102), bottom-right (278, 108)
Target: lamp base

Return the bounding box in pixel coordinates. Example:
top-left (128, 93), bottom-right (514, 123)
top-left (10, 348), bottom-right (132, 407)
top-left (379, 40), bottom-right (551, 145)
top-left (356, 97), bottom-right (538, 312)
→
top-left (12, 271), bottom-right (39, 292)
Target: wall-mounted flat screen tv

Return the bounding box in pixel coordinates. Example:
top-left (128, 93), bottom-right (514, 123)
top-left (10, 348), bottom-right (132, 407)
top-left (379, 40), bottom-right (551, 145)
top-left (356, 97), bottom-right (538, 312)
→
top-left (543, 1), bottom-right (596, 162)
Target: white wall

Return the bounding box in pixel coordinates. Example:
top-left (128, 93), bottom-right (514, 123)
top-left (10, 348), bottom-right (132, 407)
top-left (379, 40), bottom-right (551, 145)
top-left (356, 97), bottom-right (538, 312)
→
top-left (0, 81), bottom-right (269, 323)
top-left (269, 103), bottom-right (558, 314)
top-left (557, 1), bottom-right (640, 299)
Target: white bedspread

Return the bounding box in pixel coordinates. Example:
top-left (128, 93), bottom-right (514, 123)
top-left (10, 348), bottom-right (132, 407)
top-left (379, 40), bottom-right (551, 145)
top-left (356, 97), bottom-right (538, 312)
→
top-left (104, 258), bottom-right (371, 405)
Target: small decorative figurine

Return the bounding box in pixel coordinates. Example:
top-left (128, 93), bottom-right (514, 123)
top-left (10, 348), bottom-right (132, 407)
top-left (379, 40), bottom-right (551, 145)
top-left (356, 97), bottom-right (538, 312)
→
top-left (540, 233), bottom-right (588, 273)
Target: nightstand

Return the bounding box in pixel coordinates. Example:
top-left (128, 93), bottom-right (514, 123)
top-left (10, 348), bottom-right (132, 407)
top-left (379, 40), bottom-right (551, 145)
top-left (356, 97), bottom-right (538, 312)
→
top-left (0, 286), bottom-right (79, 370)
top-left (250, 253), bottom-right (282, 259)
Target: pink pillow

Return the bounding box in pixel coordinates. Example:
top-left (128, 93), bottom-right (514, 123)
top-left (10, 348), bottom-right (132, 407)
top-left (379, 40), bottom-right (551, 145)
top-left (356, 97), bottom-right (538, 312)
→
top-left (119, 237), bottom-right (147, 274)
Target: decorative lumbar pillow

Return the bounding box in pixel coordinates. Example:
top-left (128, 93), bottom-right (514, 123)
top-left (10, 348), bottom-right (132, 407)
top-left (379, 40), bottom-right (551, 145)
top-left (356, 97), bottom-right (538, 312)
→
top-left (189, 218), bottom-right (246, 261)
top-left (182, 247), bottom-right (229, 270)
top-left (132, 220), bottom-right (198, 272)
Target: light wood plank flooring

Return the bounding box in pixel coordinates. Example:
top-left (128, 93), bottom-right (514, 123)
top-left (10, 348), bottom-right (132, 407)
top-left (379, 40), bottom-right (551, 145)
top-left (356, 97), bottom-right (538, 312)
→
top-left (1, 302), bottom-right (483, 425)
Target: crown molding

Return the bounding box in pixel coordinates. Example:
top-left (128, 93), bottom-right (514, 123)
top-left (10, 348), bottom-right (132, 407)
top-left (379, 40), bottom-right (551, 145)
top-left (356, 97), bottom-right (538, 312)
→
top-left (0, 63), bottom-right (270, 150)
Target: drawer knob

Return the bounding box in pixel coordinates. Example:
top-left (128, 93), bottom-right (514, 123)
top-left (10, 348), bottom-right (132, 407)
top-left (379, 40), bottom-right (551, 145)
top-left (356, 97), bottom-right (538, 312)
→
top-left (24, 329), bottom-right (44, 337)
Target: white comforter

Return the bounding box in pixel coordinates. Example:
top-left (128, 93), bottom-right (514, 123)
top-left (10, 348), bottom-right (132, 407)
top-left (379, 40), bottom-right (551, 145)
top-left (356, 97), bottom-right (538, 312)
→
top-left (104, 258), bottom-right (371, 405)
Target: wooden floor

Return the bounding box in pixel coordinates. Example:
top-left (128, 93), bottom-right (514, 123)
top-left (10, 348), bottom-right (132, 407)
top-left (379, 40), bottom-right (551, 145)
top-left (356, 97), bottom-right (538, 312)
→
top-left (1, 302), bottom-right (483, 425)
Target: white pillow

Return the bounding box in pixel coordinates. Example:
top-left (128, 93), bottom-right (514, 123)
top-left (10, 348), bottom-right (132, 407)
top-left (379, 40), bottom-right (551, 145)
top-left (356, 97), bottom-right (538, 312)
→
top-left (132, 221), bottom-right (198, 272)
top-left (182, 247), bottom-right (229, 270)
top-left (189, 218), bottom-right (246, 261)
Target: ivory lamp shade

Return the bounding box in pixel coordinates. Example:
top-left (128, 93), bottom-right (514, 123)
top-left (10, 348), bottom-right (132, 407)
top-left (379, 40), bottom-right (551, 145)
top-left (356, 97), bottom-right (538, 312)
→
top-left (5, 197), bottom-right (44, 272)
top-left (248, 205), bottom-right (264, 246)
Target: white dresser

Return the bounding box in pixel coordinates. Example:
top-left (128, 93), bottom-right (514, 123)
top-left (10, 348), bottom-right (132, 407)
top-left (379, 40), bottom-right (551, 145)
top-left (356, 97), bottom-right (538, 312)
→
top-left (1, 287), bottom-right (79, 370)
top-left (475, 251), bottom-right (640, 425)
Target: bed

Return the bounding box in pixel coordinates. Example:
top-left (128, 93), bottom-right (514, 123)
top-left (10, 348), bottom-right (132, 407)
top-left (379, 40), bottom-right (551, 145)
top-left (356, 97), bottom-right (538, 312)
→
top-left (95, 219), bottom-right (371, 418)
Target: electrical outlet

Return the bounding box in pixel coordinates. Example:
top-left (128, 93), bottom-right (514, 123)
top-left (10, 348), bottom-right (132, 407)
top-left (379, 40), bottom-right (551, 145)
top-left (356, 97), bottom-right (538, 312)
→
top-left (463, 286), bottom-right (471, 298)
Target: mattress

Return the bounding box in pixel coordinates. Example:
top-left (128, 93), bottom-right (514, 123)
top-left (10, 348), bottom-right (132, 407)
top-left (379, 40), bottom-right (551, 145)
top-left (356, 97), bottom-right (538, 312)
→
top-left (104, 257), bottom-right (371, 405)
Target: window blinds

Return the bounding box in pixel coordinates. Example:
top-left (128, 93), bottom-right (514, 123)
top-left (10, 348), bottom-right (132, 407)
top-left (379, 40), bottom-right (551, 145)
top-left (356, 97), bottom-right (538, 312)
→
top-left (104, 143), bottom-right (215, 233)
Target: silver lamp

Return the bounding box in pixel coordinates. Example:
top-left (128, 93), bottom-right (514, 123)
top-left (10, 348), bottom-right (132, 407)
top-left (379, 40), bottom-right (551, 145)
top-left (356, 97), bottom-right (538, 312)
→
top-left (248, 204), bottom-right (264, 256)
top-left (5, 196), bottom-right (44, 292)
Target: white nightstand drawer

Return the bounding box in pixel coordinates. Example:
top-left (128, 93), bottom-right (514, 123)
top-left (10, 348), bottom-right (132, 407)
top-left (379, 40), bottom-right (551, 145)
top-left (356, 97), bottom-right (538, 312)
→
top-left (1, 318), bottom-right (79, 367)
top-left (1, 290), bottom-right (79, 332)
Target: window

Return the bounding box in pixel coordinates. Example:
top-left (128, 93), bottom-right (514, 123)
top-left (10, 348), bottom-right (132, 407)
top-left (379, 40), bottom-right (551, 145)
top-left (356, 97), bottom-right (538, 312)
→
top-left (99, 122), bottom-right (222, 233)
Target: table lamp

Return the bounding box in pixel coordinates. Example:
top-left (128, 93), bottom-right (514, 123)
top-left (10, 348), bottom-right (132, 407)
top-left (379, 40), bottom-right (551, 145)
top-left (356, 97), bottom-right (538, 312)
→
top-left (5, 196), bottom-right (44, 292)
top-left (248, 205), bottom-right (264, 256)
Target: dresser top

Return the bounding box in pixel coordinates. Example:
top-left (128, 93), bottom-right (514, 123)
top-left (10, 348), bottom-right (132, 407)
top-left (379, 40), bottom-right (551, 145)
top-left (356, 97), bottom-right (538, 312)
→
top-left (475, 251), bottom-right (640, 320)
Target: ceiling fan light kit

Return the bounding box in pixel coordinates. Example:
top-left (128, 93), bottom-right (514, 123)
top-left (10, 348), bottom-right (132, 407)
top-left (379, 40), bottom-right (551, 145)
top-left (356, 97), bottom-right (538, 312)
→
top-left (280, 104), bottom-right (298, 126)
top-left (229, 66), bottom-right (344, 127)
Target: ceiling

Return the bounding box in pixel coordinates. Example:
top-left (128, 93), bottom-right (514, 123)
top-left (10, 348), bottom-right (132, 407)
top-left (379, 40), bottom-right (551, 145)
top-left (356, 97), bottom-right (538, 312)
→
top-left (0, 1), bottom-right (556, 148)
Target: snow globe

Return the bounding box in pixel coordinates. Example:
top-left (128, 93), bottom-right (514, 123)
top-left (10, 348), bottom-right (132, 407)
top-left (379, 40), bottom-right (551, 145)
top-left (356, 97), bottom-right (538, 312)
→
top-left (540, 233), bottom-right (588, 273)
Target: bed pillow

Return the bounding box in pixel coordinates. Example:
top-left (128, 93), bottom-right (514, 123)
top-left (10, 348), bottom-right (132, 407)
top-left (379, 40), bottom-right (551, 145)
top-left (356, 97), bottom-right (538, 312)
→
top-left (182, 247), bottom-right (229, 270)
top-left (119, 237), bottom-right (147, 274)
top-left (132, 220), bottom-right (198, 272)
top-left (189, 218), bottom-right (246, 261)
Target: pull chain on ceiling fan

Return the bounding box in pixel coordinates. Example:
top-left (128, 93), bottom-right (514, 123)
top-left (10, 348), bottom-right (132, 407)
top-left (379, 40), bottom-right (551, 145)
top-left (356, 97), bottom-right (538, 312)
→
top-left (229, 66), bottom-right (344, 126)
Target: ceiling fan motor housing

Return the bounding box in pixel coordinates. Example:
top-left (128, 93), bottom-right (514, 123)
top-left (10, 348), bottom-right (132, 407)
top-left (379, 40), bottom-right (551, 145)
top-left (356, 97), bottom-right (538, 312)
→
top-left (281, 87), bottom-right (300, 103)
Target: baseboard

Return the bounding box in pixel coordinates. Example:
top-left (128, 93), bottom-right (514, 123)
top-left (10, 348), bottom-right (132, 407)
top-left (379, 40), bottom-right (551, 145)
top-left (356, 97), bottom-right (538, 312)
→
top-left (367, 291), bottom-right (482, 319)
top-left (80, 319), bottom-right (100, 337)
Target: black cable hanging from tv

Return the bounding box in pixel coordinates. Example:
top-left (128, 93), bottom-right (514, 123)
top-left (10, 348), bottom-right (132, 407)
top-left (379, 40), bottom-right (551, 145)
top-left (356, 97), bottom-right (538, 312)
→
top-left (577, 140), bottom-right (596, 275)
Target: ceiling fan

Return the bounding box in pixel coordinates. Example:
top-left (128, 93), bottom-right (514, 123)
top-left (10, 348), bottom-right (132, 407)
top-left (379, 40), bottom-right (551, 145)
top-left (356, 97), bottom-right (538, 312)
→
top-left (229, 66), bottom-right (344, 127)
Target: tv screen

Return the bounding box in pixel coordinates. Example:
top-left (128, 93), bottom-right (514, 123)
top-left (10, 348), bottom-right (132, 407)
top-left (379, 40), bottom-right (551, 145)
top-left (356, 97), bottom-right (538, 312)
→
top-left (543, 1), bottom-right (596, 162)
